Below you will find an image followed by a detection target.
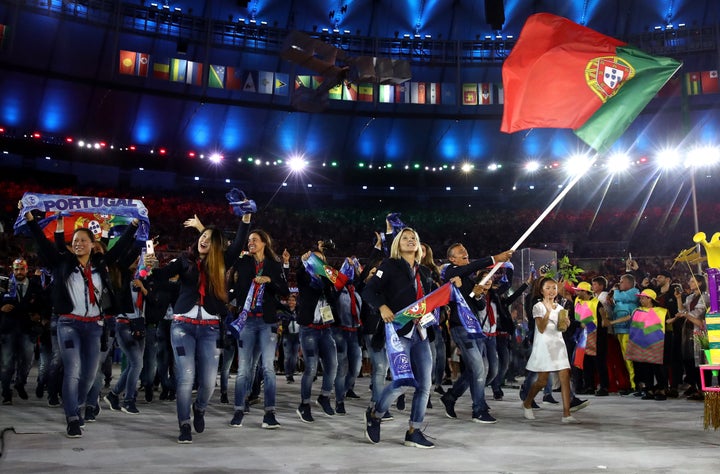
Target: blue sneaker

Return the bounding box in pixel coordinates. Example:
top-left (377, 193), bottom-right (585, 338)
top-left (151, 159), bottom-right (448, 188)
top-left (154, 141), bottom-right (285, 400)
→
top-left (364, 409), bottom-right (381, 444)
top-left (404, 429), bottom-right (434, 448)
top-left (103, 392), bottom-right (120, 411)
top-left (297, 403), bottom-right (314, 423)
top-left (316, 395), bottom-right (335, 416)
top-left (472, 410), bottom-right (497, 424)
top-left (440, 394), bottom-right (457, 419)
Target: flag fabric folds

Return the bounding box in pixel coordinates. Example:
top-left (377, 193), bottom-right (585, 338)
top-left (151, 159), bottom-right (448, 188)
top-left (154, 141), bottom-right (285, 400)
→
top-left (501, 13), bottom-right (682, 151)
top-left (392, 282), bottom-right (452, 328)
top-left (14, 192), bottom-right (150, 244)
top-left (304, 253), bottom-right (349, 291)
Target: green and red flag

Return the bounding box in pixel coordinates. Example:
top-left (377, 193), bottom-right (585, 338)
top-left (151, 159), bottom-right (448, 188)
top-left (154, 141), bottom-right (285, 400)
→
top-left (392, 282), bottom-right (452, 327)
top-left (304, 253), bottom-right (349, 290)
top-left (501, 13), bottom-right (682, 151)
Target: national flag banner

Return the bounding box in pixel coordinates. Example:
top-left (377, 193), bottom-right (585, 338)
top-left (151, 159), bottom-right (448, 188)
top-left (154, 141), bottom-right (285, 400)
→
top-left (358, 83), bottom-right (374, 102)
top-left (701, 70), bottom-right (720, 94)
top-left (152, 57), bottom-right (170, 80)
top-left (410, 82), bottom-right (420, 103)
top-left (328, 82), bottom-right (343, 100)
top-left (573, 327), bottom-right (587, 369)
top-left (427, 83), bottom-right (441, 104)
top-left (462, 83), bottom-right (478, 105)
top-left (311, 76), bottom-right (324, 90)
top-left (226, 66), bottom-right (243, 90)
top-left (119, 50), bottom-right (149, 77)
top-left (274, 73), bottom-right (289, 95)
top-left (417, 82), bottom-right (426, 104)
top-left (258, 71), bottom-right (274, 94)
top-left (208, 64), bottom-right (225, 88)
top-left (392, 282), bottom-right (452, 328)
top-left (0, 24), bottom-right (6, 49)
top-left (501, 13), bottom-right (682, 151)
top-left (304, 253), bottom-right (349, 291)
top-left (295, 75), bottom-right (312, 89)
top-left (495, 82), bottom-right (505, 104)
top-left (343, 82), bottom-right (358, 101)
top-left (442, 82), bottom-right (457, 105)
top-left (378, 84), bottom-right (394, 103)
top-left (118, 50), bottom-right (137, 76)
top-left (185, 60), bottom-right (203, 86)
top-left (14, 192), bottom-right (150, 244)
top-left (243, 70), bottom-right (258, 92)
top-left (395, 84), bottom-right (410, 103)
top-left (170, 58), bottom-right (187, 83)
top-left (684, 72), bottom-right (701, 95)
top-left (479, 82), bottom-right (493, 104)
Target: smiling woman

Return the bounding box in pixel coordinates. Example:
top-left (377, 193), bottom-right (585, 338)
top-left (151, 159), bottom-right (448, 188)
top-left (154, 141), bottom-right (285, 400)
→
top-left (23, 208), bottom-right (139, 438)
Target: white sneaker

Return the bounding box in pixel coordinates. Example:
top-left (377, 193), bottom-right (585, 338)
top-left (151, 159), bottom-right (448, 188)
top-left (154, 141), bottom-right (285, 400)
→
top-left (522, 403), bottom-right (535, 420)
top-left (561, 415), bottom-right (581, 424)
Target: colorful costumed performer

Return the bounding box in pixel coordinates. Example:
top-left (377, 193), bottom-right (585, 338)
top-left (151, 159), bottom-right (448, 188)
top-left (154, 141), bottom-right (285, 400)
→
top-left (625, 289), bottom-right (668, 400)
top-left (693, 232), bottom-right (720, 429)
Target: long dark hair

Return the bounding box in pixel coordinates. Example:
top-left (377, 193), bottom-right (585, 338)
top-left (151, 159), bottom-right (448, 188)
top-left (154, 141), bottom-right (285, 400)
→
top-left (192, 226), bottom-right (227, 302)
top-left (249, 228), bottom-right (280, 262)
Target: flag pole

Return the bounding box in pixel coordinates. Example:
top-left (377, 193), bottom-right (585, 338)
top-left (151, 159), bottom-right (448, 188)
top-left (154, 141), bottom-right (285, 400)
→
top-left (479, 154), bottom-right (599, 286)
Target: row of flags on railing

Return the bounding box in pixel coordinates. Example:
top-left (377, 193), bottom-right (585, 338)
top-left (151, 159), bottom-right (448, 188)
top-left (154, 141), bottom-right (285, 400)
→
top-left (117, 49), bottom-right (717, 104)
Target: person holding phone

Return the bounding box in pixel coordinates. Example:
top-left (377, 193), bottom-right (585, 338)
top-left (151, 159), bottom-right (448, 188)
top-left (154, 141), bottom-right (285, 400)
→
top-left (145, 213), bottom-right (247, 444)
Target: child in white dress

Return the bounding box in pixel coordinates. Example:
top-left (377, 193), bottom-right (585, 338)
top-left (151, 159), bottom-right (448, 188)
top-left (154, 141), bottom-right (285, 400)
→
top-left (521, 278), bottom-right (579, 423)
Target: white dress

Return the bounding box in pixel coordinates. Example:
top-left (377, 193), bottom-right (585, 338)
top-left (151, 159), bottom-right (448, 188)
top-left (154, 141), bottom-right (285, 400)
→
top-left (525, 302), bottom-right (571, 372)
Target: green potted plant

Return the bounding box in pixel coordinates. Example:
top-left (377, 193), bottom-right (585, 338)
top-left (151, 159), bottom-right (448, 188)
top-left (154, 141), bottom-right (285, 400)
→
top-left (695, 332), bottom-right (711, 364)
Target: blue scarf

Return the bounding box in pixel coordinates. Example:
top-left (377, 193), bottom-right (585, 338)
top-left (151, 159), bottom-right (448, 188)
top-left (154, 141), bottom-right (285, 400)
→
top-left (228, 280), bottom-right (265, 337)
top-left (385, 322), bottom-right (417, 388)
top-left (452, 286), bottom-right (485, 339)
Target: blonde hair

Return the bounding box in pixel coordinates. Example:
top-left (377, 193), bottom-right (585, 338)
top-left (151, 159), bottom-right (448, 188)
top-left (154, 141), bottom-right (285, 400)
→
top-left (390, 228), bottom-right (423, 262)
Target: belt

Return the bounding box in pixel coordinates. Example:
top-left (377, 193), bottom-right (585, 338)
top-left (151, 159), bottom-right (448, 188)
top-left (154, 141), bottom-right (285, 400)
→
top-left (307, 323), bottom-right (331, 330)
top-left (341, 326), bottom-right (359, 332)
top-left (60, 314), bottom-right (103, 322)
top-left (116, 318), bottom-right (131, 324)
top-left (173, 315), bottom-right (220, 326)
top-left (485, 331), bottom-right (497, 337)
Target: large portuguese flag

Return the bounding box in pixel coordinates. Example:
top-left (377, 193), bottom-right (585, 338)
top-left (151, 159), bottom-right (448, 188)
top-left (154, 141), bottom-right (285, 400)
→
top-left (501, 13), bottom-right (682, 151)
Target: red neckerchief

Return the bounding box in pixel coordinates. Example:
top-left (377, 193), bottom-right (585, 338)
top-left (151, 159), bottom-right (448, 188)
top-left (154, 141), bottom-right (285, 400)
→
top-left (415, 265), bottom-right (424, 299)
top-left (414, 265), bottom-right (425, 326)
top-left (486, 293), bottom-right (496, 327)
top-left (136, 287), bottom-right (144, 309)
top-left (83, 263), bottom-right (97, 305)
top-left (197, 260), bottom-right (206, 306)
top-left (348, 285), bottom-right (360, 324)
